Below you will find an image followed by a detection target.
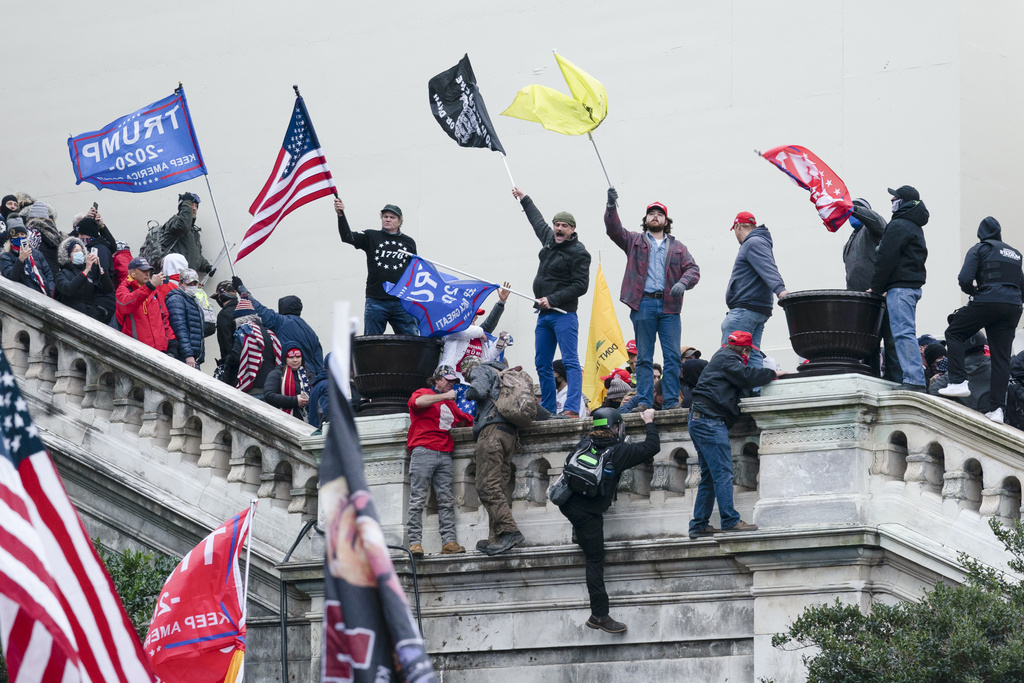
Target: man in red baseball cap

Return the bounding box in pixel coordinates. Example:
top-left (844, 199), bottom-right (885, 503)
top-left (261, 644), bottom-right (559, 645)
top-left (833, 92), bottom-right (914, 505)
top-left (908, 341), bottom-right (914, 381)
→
top-left (721, 211), bottom-right (789, 372)
top-left (687, 330), bottom-right (779, 538)
top-left (604, 188), bottom-right (700, 413)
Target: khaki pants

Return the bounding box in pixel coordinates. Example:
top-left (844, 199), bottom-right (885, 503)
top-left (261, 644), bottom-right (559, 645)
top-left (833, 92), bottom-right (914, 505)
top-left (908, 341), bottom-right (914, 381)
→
top-left (475, 424), bottom-right (518, 539)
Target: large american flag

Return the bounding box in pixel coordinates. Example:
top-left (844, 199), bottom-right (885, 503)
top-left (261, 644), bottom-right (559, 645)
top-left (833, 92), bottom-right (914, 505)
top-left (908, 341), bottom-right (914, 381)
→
top-left (0, 350), bottom-right (154, 682)
top-left (235, 95), bottom-right (336, 262)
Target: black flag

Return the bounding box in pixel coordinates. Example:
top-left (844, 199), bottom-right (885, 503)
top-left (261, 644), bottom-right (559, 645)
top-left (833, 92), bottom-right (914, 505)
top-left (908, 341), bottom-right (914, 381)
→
top-left (428, 54), bottom-right (506, 154)
top-left (320, 351), bottom-right (437, 682)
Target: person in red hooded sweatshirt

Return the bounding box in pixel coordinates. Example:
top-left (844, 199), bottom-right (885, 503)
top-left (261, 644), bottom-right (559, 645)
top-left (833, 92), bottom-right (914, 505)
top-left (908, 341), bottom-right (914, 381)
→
top-left (116, 256), bottom-right (171, 354)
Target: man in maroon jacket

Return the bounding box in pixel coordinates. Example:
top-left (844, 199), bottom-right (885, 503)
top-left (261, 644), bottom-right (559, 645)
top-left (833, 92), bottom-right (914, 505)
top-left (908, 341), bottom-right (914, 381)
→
top-left (604, 188), bottom-right (700, 411)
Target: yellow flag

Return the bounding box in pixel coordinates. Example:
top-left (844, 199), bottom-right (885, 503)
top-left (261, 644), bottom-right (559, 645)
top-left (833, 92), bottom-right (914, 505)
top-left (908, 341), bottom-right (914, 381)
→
top-left (555, 53), bottom-right (608, 127)
top-left (583, 265), bottom-right (629, 410)
top-left (501, 84), bottom-right (599, 136)
top-left (223, 649), bottom-right (244, 683)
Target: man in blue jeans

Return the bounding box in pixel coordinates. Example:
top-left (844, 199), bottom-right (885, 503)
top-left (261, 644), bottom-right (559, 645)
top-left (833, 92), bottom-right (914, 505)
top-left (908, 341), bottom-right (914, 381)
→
top-left (512, 187), bottom-right (591, 417)
top-left (721, 212), bottom-right (788, 370)
top-left (334, 196), bottom-right (419, 335)
top-left (688, 331), bottom-right (779, 538)
top-left (604, 189), bottom-right (701, 412)
top-left (868, 186), bottom-right (929, 391)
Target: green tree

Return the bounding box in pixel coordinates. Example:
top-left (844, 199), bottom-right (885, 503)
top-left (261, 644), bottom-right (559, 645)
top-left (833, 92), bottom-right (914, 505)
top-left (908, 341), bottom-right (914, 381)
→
top-left (94, 542), bottom-right (179, 640)
top-left (765, 518), bottom-right (1024, 683)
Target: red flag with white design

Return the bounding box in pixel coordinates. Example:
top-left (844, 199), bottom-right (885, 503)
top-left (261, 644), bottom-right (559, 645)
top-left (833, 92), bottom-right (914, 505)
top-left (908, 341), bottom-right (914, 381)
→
top-left (144, 504), bottom-right (254, 683)
top-left (760, 145), bottom-right (853, 232)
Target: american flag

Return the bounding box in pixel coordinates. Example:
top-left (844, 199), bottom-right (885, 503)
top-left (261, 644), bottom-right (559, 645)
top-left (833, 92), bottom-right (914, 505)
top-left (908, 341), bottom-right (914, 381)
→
top-left (0, 349), bottom-right (154, 681)
top-left (235, 95), bottom-right (336, 262)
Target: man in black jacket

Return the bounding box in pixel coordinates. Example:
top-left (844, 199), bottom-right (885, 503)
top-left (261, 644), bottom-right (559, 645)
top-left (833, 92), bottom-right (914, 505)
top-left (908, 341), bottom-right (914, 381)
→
top-left (512, 187), bottom-right (591, 417)
top-left (938, 217), bottom-right (1024, 423)
top-left (213, 280), bottom-right (239, 369)
top-left (688, 331), bottom-right (778, 539)
top-left (843, 198), bottom-right (886, 291)
top-left (558, 407), bottom-right (660, 634)
top-left (333, 197), bottom-right (418, 335)
top-left (868, 185), bottom-right (929, 390)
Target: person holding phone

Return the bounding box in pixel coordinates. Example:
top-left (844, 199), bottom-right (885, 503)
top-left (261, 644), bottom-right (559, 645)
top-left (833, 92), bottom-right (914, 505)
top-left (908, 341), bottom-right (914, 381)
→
top-left (55, 237), bottom-right (114, 323)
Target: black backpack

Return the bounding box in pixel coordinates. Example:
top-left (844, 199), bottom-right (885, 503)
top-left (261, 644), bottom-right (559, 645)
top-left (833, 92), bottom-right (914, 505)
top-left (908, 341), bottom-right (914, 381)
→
top-left (138, 219), bottom-right (178, 267)
top-left (563, 437), bottom-right (617, 498)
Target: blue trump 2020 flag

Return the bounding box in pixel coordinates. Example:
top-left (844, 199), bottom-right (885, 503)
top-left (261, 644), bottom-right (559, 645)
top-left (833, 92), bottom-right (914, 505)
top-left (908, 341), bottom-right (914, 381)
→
top-left (67, 86), bottom-right (207, 192)
top-left (383, 257), bottom-right (497, 337)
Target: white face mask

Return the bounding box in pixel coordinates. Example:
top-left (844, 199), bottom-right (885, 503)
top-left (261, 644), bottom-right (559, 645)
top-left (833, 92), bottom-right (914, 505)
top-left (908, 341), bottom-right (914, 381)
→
top-left (183, 285), bottom-right (199, 296)
top-left (891, 198), bottom-right (902, 212)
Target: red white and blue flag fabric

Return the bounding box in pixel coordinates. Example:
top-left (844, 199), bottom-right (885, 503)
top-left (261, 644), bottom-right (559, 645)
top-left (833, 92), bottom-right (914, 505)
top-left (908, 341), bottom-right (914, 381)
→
top-left (0, 348), bottom-right (155, 682)
top-left (67, 87), bottom-right (207, 193)
top-left (144, 505), bottom-right (253, 683)
top-left (320, 322), bottom-right (436, 683)
top-left (383, 257), bottom-right (497, 337)
top-left (760, 144), bottom-right (853, 232)
top-left (236, 95), bottom-right (336, 262)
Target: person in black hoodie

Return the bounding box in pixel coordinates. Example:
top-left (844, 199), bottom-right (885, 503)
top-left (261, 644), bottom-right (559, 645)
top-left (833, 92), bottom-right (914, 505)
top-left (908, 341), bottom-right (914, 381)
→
top-left (938, 217), bottom-right (1024, 423)
top-left (869, 185), bottom-right (929, 391)
top-left (333, 196), bottom-right (419, 335)
top-left (213, 280), bottom-right (239, 370)
top-left (558, 407), bottom-right (659, 634)
top-left (230, 276), bottom-right (324, 376)
top-left (688, 331), bottom-right (778, 539)
top-left (512, 186), bottom-right (592, 418)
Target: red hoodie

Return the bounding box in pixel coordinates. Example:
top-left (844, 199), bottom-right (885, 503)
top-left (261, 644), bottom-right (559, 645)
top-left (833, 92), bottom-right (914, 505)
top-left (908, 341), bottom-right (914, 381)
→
top-left (116, 277), bottom-right (170, 352)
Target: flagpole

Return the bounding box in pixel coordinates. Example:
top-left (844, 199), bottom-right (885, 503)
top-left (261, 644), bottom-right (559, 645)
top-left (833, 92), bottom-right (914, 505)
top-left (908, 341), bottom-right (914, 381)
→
top-left (240, 499), bottom-right (257, 625)
top-left (587, 132), bottom-right (613, 189)
top-left (397, 249), bottom-right (567, 314)
top-left (203, 174), bottom-right (237, 278)
top-left (500, 154), bottom-right (516, 189)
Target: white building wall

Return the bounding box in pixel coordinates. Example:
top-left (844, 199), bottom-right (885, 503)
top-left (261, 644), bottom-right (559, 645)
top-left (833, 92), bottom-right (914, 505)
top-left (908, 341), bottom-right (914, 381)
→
top-left (3, 0), bottom-right (1020, 374)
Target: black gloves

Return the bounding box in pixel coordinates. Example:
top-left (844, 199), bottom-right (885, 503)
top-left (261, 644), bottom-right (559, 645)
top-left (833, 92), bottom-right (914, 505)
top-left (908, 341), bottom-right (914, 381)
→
top-left (231, 275), bottom-right (244, 290)
top-left (607, 187), bottom-right (618, 208)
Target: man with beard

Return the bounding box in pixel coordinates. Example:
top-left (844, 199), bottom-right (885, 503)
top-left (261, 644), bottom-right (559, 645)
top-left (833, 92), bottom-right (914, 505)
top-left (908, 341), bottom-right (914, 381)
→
top-left (512, 186), bottom-right (591, 418)
top-left (868, 186), bottom-right (930, 391)
top-left (605, 189), bottom-right (700, 412)
top-left (334, 196), bottom-right (419, 335)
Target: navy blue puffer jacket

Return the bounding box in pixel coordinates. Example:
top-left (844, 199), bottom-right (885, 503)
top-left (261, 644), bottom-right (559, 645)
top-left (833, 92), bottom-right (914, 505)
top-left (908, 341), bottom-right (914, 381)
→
top-left (165, 287), bottom-right (206, 364)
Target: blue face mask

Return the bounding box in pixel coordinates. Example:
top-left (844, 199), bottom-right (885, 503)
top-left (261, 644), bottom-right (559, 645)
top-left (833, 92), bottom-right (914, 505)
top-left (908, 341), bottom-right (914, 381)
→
top-left (72, 251), bottom-right (86, 266)
top-left (11, 236), bottom-right (24, 248)
top-left (849, 215), bottom-right (862, 230)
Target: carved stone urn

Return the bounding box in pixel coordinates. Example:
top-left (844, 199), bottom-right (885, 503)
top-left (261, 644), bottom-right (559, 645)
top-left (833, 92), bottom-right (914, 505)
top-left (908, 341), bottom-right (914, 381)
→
top-left (352, 335), bottom-right (443, 415)
top-left (778, 290), bottom-right (885, 377)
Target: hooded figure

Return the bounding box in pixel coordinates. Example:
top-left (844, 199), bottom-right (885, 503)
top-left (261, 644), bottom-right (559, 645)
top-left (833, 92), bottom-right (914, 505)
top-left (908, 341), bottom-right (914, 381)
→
top-left (843, 198), bottom-right (887, 291)
top-left (23, 202), bottom-right (65, 279)
top-left (54, 236), bottom-right (114, 322)
top-left (937, 217), bottom-right (1024, 422)
top-left (223, 297), bottom-right (281, 397)
top-left (230, 277), bottom-right (325, 375)
top-left (264, 343), bottom-right (312, 420)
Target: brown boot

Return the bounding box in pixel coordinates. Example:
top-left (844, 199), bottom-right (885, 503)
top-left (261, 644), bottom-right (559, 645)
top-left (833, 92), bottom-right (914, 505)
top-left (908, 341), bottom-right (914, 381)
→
top-left (409, 543), bottom-right (424, 557)
top-left (441, 541), bottom-right (466, 554)
top-left (722, 520), bottom-right (758, 533)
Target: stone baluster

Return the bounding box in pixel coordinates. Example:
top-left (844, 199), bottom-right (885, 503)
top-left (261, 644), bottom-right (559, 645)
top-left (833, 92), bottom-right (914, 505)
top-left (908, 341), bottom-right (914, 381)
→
top-left (138, 393), bottom-right (172, 443)
top-left (198, 424), bottom-right (232, 474)
top-left (904, 448), bottom-right (944, 495)
top-left (288, 462), bottom-right (320, 517)
top-left (1, 322), bottom-right (31, 373)
top-left (228, 439), bottom-right (264, 490)
top-left (941, 467), bottom-right (982, 511)
top-left (980, 483), bottom-right (1021, 526)
top-left (51, 342), bottom-right (86, 404)
top-left (82, 368), bottom-right (115, 415)
top-left (110, 374), bottom-right (143, 427)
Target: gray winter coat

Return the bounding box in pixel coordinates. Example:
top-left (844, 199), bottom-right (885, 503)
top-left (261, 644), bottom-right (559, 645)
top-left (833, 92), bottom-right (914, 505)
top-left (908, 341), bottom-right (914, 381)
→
top-left (465, 361), bottom-right (512, 440)
top-left (725, 225), bottom-right (786, 317)
top-left (844, 204), bottom-right (887, 291)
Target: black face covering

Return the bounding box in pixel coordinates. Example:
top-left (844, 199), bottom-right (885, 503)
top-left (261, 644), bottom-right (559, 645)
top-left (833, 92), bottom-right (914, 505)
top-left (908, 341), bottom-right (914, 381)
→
top-left (217, 293), bottom-right (237, 307)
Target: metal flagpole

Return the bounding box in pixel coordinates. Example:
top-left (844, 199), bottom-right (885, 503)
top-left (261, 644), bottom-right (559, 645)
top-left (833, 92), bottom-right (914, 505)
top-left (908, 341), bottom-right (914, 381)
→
top-left (241, 499), bottom-right (257, 624)
top-left (203, 174), bottom-right (237, 277)
top-left (588, 132), bottom-right (613, 189)
top-left (397, 249), bottom-right (567, 314)
top-left (500, 154), bottom-right (516, 189)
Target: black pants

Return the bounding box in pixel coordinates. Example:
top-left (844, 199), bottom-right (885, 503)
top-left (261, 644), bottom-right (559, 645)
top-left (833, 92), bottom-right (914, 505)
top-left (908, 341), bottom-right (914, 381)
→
top-left (561, 505), bottom-right (608, 617)
top-left (945, 302), bottom-right (1023, 410)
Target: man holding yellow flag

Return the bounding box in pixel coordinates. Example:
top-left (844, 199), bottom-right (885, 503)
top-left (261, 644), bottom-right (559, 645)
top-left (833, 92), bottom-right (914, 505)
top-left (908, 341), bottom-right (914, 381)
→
top-left (604, 191), bottom-right (700, 411)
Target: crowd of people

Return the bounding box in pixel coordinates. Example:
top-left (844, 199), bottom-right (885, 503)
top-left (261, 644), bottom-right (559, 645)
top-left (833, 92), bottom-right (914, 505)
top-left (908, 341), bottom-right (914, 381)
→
top-left (5, 180), bottom-right (1023, 636)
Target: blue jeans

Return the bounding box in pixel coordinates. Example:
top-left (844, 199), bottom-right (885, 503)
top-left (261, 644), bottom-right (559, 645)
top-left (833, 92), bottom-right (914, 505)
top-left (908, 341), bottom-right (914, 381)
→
top-left (720, 308), bottom-right (769, 370)
top-left (688, 410), bottom-right (740, 532)
top-left (535, 311), bottom-right (582, 414)
top-left (886, 288), bottom-right (925, 386)
top-left (629, 297), bottom-right (682, 409)
top-left (364, 298), bottom-right (420, 336)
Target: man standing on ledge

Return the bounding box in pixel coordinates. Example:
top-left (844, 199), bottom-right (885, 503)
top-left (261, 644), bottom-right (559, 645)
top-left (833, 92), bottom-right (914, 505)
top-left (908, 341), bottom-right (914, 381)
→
top-left (688, 331), bottom-right (778, 539)
top-left (512, 187), bottom-right (591, 418)
top-left (604, 188), bottom-right (700, 411)
top-left (334, 197), bottom-right (419, 335)
top-left (868, 185), bottom-right (929, 391)
top-left (722, 212), bottom-right (789, 370)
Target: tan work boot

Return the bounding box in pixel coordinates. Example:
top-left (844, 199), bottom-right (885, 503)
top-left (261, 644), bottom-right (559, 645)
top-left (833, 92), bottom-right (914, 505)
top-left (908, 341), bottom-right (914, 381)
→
top-left (441, 541), bottom-right (466, 554)
top-left (409, 543), bottom-right (424, 557)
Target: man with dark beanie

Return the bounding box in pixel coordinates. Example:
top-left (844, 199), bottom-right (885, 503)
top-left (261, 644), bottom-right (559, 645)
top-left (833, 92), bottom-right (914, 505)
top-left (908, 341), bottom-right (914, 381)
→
top-left (230, 276), bottom-right (325, 376)
top-left (869, 185), bottom-right (929, 391)
top-left (213, 280), bottom-right (239, 368)
top-left (938, 217), bottom-right (1023, 423)
top-left (511, 186), bottom-right (591, 418)
top-left (333, 196), bottom-right (418, 335)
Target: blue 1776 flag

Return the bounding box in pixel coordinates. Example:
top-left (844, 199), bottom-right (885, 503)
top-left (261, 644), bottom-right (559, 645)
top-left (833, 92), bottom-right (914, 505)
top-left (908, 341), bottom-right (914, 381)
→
top-left (383, 257), bottom-right (498, 337)
top-left (428, 54), bottom-right (505, 154)
top-left (321, 343), bottom-right (436, 683)
top-left (67, 86), bottom-right (206, 193)
top-left (0, 348), bottom-right (155, 681)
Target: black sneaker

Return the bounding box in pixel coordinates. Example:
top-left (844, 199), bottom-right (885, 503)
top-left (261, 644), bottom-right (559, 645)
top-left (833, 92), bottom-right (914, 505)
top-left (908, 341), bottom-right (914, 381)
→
top-left (688, 525), bottom-right (721, 540)
top-left (586, 614), bottom-right (627, 634)
top-left (475, 539), bottom-right (490, 552)
top-left (484, 531), bottom-right (526, 556)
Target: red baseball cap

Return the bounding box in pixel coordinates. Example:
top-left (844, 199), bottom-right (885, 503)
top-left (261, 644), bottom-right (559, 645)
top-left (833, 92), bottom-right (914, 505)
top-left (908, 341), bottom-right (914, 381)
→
top-left (646, 202), bottom-right (668, 217)
top-left (600, 368), bottom-right (633, 383)
top-left (731, 211), bottom-right (756, 230)
top-left (475, 308), bottom-right (486, 317)
top-left (626, 339), bottom-right (637, 354)
top-left (726, 330), bottom-right (759, 350)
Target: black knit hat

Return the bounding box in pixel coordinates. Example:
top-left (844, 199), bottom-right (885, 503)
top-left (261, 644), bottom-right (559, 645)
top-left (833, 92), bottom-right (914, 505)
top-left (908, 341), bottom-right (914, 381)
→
top-left (75, 217), bottom-right (100, 238)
